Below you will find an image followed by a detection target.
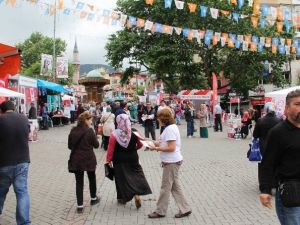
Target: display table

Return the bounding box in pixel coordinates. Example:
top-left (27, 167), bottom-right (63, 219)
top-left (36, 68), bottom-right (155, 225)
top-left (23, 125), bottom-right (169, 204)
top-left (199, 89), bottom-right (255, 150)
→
top-left (226, 114), bottom-right (242, 139)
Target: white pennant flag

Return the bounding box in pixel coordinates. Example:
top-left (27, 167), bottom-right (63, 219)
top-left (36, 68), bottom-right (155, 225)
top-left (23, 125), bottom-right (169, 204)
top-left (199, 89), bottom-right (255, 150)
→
top-left (174, 27), bottom-right (182, 35)
top-left (267, 20), bottom-right (276, 26)
top-left (270, 7), bottom-right (277, 20)
top-left (120, 14), bottom-right (127, 26)
top-left (248, 0), bottom-right (253, 6)
top-left (221, 37), bottom-right (226, 47)
top-left (210, 8), bottom-right (219, 19)
top-left (175, 0), bottom-right (184, 9)
top-left (193, 29), bottom-right (199, 39)
top-left (285, 45), bottom-right (290, 55)
top-left (215, 32), bottom-right (221, 41)
top-left (238, 35), bottom-right (244, 42)
top-left (145, 20), bottom-right (154, 31)
top-left (243, 41), bottom-right (249, 51)
top-left (280, 38), bottom-right (285, 46)
top-left (260, 37), bottom-right (265, 45)
top-left (241, 15), bottom-right (248, 19)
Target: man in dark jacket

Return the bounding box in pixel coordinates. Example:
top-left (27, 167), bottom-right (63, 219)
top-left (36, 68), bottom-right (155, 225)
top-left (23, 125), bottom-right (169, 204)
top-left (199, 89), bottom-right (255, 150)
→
top-left (28, 102), bottom-right (37, 119)
top-left (142, 102), bottom-right (156, 140)
top-left (253, 102), bottom-right (281, 185)
top-left (0, 101), bottom-right (31, 225)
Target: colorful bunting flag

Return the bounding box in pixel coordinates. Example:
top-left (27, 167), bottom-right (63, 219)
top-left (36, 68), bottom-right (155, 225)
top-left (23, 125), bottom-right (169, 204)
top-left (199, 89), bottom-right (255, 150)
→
top-left (220, 37), bottom-right (227, 47)
top-left (174, 0), bottom-right (184, 9)
top-left (174, 27), bottom-right (182, 35)
top-left (251, 17), bottom-right (258, 27)
top-left (250, 42), bottom-right (257, 52)
top-left (187, 3), bottom-right (197, 13)
top-left (76, 2), bottom-right (84, 10)
top-left (260, 18), bottom-right (266, 28)
top-left (285, 45), bottom-right (290, 55)
top-left (129, 16), bottom-right (137, 25)
top-left (87, 13), bottom-right (95, 21)
top-left (278, 45), bottom-right (285, 54)
top-left (102, 9), bottom-right (110, 17)
top-left (260, 37), bottom-right (265, 45)
top-left (137, 18), bottom-right (145, 27)
top-left (120, 15), bottom-right (128, 26)
top-left (248, 0), bottom-right (253, 7)
top-left (280, 38), bottom-right (285, 46)
top-left (63, 8), bottom-right (71, 15)
top-left (265, 37), bottom-right (271, 47)
top-left (272, 37), bottom-right (279, 46)
top-left (215, 32), bottom-right (221, 41)
top-left (164, 0), bottom-right (172, 9)
top-left (253, 1), bottom-right (260, 15)
top-left (235, 40), bottom-right (241, 48)
top-left (258, 43), bottom-right (263, 52)
top-left (145, 0), bottom-right (154, 5)
top-left (238, 0), bottom-right (244, 9)
top-left (145, 20), bottom-right (153, 30)
top-left (220, 10), bottom-right (230, 16)
top-left (242, 41), bottom-right (249, 51)
top-left (277, 7), bottom-right (283, 21)
top-left (200, 6), bottom-right (208, 17)
top-left (212, 36), bottom-right (218, 45)
top-left (261, 5), bottom-right (268, 17)
top-left (277, 21), bottom-right (283, 32)
top-left (270, 7), bottom-right (277, 20)
top-left (182, 28), bottom-right (190, 37)
top-left (272, 44), bottom-right (277, 54)
top-left (80, 11), bottom-right (87, 19)
top-left (210, 8), bottom-right (219, 19)
top-left (57, 0), bottom-right (63, 10)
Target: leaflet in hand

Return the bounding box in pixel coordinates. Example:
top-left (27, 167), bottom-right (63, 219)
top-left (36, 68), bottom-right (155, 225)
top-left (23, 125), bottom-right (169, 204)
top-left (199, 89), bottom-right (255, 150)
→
top-left (140, 140), bottom-right (155, 148)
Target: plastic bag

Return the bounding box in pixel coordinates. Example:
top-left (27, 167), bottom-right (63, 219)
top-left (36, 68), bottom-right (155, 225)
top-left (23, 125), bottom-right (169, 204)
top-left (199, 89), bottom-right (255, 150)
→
top-left (248, 138), bottom-right (262, 162)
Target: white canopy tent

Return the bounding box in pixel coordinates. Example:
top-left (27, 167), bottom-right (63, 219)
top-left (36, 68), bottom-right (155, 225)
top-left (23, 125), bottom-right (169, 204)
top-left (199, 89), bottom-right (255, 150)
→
top-left (62, 95), bottom-right (75, 101)
top-left (265, 86), bottom-right (300, 116)
top-left (0, 87), bottom-right (25, 98)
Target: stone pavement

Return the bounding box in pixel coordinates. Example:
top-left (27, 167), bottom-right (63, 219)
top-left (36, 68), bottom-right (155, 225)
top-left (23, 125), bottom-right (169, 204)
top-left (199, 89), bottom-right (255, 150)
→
top-left (0, 122), bottom-right (279, 225)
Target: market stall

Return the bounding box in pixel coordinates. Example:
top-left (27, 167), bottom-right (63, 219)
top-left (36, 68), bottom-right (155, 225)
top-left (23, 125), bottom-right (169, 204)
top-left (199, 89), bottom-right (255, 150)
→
top-left (177, 89), bottom-right (212, 110)
top-left (0, 87), bottom-right (24, 98)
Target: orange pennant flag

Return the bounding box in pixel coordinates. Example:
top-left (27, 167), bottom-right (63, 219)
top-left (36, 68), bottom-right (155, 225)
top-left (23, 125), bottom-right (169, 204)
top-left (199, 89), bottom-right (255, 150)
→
top-left (80, 11), bottom-right (87, 19)
top-left (265, 37), bottom-right (271, 46)
top-left (137, 18), bottom-right (145, 27)
top-left (277, 7), bottom-right (283, 21)
top-left (87, 4), bottom-right (94, 11)
top-left (6, 0), bottom-right (17, 7)
top-left (50, 5), bottom-right (55, 16)
top-left (111, 11), bottom-right (120, 19)
top-left (188, 3), bottom-right (197, 13)
top-left (253, 1), bottom-right (260, 15)
top-left (292, 46), bottom-right (296, 53)
top-left (57, 0), bottom-right (63, 10)
top-left (244, 35), bottom-right (252, 44)
top-left (272, 44), bottom-right (277, 54)
top-left (220, 10), bottom-right (230, 16)
top-left (163, 25), bottom-right (170, 34)
top-left (126, 21), bottom-right (132, 28)
top-left (228, 38), bottom-right (234, 47)
top-left (188, 31), bottom-right (193, 40)
top-left (212, 36), bottom-right (218, 45)
top-left (251, 17), bottom-right (258, 28)
top-left (231, 0), bottom-right (237, 5)
top-left (287, 39), bottom-right (292, 46)
top-left (250, 42), bottom-right (257, 52)
top-left (27, 0), bottom-right (38, 4)
top-left (277, 22), bottom-right (283, 32)
top-left (145, 0), bottom-right (154, 5)
top-left (222, 33), bottom-right (229, 39)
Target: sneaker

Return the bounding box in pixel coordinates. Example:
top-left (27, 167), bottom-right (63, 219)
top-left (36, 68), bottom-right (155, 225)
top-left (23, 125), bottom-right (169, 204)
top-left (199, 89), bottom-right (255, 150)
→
top-left (90, 196), bottom-right (100, 205)
top-left (76, 207), bottom-right (84, 213)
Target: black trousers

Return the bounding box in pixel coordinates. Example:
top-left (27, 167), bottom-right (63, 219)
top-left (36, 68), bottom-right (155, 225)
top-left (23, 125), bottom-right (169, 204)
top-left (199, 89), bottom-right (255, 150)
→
top-left (103, 136), bottom-right (110, 151)
top-left (70, 111), bottom-right (75, 123)
top-left (214, 114), bottom-right (222, 131)
top-left (145, 125), bottom-right (156, 140)
top-left (74, 171), bottom-right (96, 206)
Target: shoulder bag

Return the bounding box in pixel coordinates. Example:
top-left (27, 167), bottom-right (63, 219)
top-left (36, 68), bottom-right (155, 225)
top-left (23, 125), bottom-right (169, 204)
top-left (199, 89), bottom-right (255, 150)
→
top-left (68, 129), bottom-right (90, 173)
top-left (98, 113), bottom-right (111, 135)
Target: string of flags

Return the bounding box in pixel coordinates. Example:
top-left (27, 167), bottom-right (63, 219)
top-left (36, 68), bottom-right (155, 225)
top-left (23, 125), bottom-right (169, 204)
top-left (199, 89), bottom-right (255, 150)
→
top-left (1, 0), bottom-right (299, 55)
top-left (146, 0), bottom-right (298, 34)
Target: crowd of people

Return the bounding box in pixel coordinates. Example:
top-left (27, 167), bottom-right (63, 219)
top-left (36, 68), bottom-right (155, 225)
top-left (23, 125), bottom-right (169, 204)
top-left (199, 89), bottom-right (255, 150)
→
top-left (1, 89), bottom-right (300, 225)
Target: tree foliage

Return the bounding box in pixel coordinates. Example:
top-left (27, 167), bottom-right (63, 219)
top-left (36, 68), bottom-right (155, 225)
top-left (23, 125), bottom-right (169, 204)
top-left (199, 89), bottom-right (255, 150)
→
top-left (17, 32), bottom-right (74, 84)
top-left (106, 0), bottom-right (294, 95)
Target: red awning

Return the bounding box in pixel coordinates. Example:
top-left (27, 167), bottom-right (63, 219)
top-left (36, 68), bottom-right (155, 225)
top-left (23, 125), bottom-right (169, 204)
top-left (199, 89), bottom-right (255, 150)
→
top-left (0, 43), bottom-right (21, 78)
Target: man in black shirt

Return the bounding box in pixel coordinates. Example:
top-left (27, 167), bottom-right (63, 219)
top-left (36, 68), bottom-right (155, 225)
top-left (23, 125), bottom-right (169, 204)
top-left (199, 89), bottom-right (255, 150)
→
top-left (28, 102), bottom-right (37, 119)
top-left (0, 101), bottom-right (31, 225)
top-left (259, 89), bottom-right (300, 224)
top-left (142, 102), bottom-right (156, 141)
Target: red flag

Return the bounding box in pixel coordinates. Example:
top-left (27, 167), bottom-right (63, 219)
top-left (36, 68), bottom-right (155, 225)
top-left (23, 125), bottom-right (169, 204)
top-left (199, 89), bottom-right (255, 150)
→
top-left (211, 72), bottom-right (218, 119)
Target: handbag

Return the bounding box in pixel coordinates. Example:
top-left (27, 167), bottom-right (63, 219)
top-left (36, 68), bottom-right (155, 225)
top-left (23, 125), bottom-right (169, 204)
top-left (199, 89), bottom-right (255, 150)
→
top-left (279, 180), bottom-right (300, 207)
top-left (104, 163), bottom-right (114, 181)
top-left (98, 113), bottom-right (111, 135)
top-left (248, 138), bottom-right (262, 162)
top-left (68, 129), bottom-right (89, 173)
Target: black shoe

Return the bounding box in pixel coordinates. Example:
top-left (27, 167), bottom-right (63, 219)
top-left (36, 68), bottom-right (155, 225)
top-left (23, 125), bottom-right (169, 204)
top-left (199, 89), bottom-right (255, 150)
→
top-left (90, 197), bottom-right (100, 205)
top-left (77, 207), bottom-right (84, 213)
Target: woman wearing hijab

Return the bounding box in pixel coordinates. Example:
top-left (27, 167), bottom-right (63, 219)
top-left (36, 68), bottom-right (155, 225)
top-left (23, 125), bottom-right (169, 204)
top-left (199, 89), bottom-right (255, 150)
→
top-left (68, 111), bottom-right (100, 213)
top-left (198, 104), bottom-right (209, 138)
top-left (241, 111), bottom-right (252, 139)
top-left (106, 114), bottom-right (152, 208)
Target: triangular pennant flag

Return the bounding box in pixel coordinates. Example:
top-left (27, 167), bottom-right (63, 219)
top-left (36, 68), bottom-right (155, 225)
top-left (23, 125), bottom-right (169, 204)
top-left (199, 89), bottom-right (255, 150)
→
top-left (111, 11), bottom-right (120, 19)
top-left (285, 45), bottom-right (290, 55)
top-left (182, 28), bottom-right (190, 37)
top-left (210, 8), bottom-right (219, 19)
top-left (277, 21), bottom-right (283, 32)
top-left (220, 37), bottom-right (227, 47)
top-left (212, 36), bottom-right (218, 45)
top-left (175, 0), bottom-right (184, 9)
top-left (238, 0), bottom-right (244, 9)
top-left (145, 0), bottom-right (154, 5)
top-left (0, 0), bottom-right (4, 4)
top-left (111, 19), bottom-right (119, 26)
top-left (272, 44), bottom-right (277, 54)
top-left (199, 30), bottom-right (205, 39)
top-left (102, 10), bottom-right (110, 17)
top-left (277, 7), bottom-right (283, 21)
top-left (76, 2), bottom-right (84, 9)
top-left (86, 4), bottom-right (94, 11)
top-left (215, 32), bottom-right (221, 41)
top-left (248, 0), bottom-right (253, 6)
top-left (284, 7), bottom-right (291, 21)
top-left (165, 0), bottom-right (172, 9)
top-left (232, 13), bottom-right (240, 22)
top-left (235, 40), bottom-right (241, 48)
top-left (193, 30), bottom-right (199, 39)
top-left (258, 43), bottom-right (263, 52)
top-left (297, 47), bottom-right (300, 56)
top-left (260, 37), bottom-right (265, 45)
top-left (163, 25), bottom-right (173, 35)
top-left (188, 31), bottom-right (194, 40)
top-left (80, 11), bottom-right (87, 19)
top-left (200, 6), bottom-right (208, 17)
top-left (50, 5), bottom-right (55, 16)
top-left (63, 8), bottom-right (71, 15)
top-left (228, 38), bottom-right (235, 47)
top-left (126, 21), bottom-right (133, 28)
top-left (137, 18), bottom-right (145, 27)
top-left (244, 35), bottom-right (252, 43)
top-left (188, 3), bottom-right (197, 13)
top-left (204, 35), bottom-right (212, 45)
top-left (265, 37), bottom-right (271, 47)
top-left (260, 18), bottom-right (266, 28)
top-left (272, 37), bottom-right (279, 46)
top-left (285, 21), bottom-right (291, 33)
top-left (231, 0), bottom-right (237, 5)
top-left (220, 10), bottom-right (230, 16)
top-left (251, 17), bottom-right (258, 28)
top-left (44, 4), bottom-right (49, 15)
top-left (6, 0), bottom-right (17, 6)
top-left (238, 35), bottom-right (244, 42)
top-left (270, 7), bottom-right (277, 20)
top-left (120, 15), bottom-right (128, 26)
top-left (253, 1), bottom-right (260, 15)
top-left (87, 13), bottom-right (95, 21)
top-left (57, 0), bottom-right (63, 10)
top-left (252, 36), bottom-right (258, 43)
top-left (292, 46), bottom-right (296, 54)
top-left (294, 39), bottom-right (299, 47)
top-left (174, 27), bottom-right (182, 35)
top-left (242, 41), bottom-right (249, 51)
top-left (280, 38), bottom-right (285, 46)
top-left (154, 23), bottom-right (163, 33)
top-left (129, 16), bottom-right (137, 25)
top-left (286, 39), bottom-right (292, 46)
top-left (278, 45), bottom-right (285, 54)
top-left (229, 33), bottom-right (236, 41)
top-left (250, 42), bottom-right (257, 51)
top-left (145, 20), bottom-right (153, 30)
top-left (261, 4), bottom-right (268, 17)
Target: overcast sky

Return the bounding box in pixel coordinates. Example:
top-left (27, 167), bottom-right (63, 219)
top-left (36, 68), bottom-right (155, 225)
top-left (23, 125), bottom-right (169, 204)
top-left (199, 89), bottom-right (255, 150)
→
top-left (0, 0), bottom-right (120, 65)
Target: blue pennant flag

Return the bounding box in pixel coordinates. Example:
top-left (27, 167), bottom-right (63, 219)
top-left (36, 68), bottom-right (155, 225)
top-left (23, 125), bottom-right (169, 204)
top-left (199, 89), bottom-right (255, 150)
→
top-left (261, 5), bottom-right (268, 17)
top-left (0, 0), bottom-right (4, 5)
top-left (63, 8), bottom-right (71, 15)
top-left (293, 39), bottom-right (299, 47)
top-left (111, 19), bottom-right (118, 26)
top-left (44, 5), bottom-right (49, 15)
top-left (272, 37), bottom-right (279, 46)
top-left (235, 40), bottom-right (241, 49)
top-left (232, 13), bottom-right (240, 23)
top-left (204, 34), bottom-right (211, 45)
top-left (252, 36), bottom-right (258, 43)
top-left (200, 6), bottom-right (208, 17)
top-left (155, 23), bottom-right (163, 33)
top-left (297, 47), bottom-right (300, 56)
top-left (238, 0), bottom-right (244, 9)
top-left (164, 0), bottom-right (172, 8)
top-left (129, 16), bottom-right (137, 25)
top-left (76, 2), bottom-right (85, 10)
top-left (284, 8), bottom-right (291, 21)
top-left (285, 21), bottom-right (291, 33)
top-left (87, 13), bottom-right (95, 21)
top-left (229, 33), bottom-right (236, 41)
top-left (182, 28), bottom-right (190, 37)
top-left (102, 10), bottom-right (110, 17)
top-left (258, 43), bottom-right (263, 53)
top-left (278, 45), bottom-right (285, 54)
top-left (206, 30), bottom-right (214, 37)
top-left (260, 19), bottom-right (266, 28)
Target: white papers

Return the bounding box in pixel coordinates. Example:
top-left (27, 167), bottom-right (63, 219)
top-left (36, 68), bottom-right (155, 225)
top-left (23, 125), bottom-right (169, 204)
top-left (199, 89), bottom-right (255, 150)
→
top-left (140, 140), bottom-right (155, 148)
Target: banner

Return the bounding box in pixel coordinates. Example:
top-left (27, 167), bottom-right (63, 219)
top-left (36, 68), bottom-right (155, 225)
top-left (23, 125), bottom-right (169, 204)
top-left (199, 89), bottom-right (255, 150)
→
top-left (56, 57), bottom-right (68, 79)
top-left (40, 54), bottom-right (53, 76)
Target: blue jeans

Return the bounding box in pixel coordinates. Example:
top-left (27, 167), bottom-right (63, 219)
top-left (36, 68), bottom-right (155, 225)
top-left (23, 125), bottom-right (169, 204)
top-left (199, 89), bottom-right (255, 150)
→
top-left (276, 190), bottom-right (300, 225)
top-left (0, 163), bottom-right (31, 225)
top-left (176, 115), bottom-right (181, 125)
top-left (187, 121), bottom-right (194, 136)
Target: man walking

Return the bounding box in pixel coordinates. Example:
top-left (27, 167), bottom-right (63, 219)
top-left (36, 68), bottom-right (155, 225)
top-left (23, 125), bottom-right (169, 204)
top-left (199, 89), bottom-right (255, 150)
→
top-left (214, 103), bottom-right (223, 132)
top-left (142, 102), bottom-right (156, 141)
top-left (70, 100), bottom-right (76, 124)
top-left (0, 100), bottom-right (31, 225)
top-left (259, 90), bottom-right (300, 224)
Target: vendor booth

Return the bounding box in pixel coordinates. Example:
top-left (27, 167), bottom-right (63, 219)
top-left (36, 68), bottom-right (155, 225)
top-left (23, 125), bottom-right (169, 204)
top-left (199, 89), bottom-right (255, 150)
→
top-left (178, 90), bottom-right (212, 110)
top-left (0, 87), bottom-right (25, 98)
top-left (265, 86), bottom-right (300, 118)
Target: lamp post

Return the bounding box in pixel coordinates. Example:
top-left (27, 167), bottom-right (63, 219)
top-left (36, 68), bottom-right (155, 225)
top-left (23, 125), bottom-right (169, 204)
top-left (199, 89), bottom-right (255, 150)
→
top-left (52, 0), bottom-right (57, 82)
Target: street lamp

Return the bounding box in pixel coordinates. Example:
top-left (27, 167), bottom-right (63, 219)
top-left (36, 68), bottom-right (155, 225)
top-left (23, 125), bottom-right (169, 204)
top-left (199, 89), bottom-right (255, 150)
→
top-left (52, 0), bottom-right (57, 82)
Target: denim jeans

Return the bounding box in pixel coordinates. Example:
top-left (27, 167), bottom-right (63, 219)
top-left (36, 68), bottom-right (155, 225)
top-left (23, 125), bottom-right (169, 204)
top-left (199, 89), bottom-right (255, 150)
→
top-left (175, 115), bottom-right (181, 125)
top-left (0, 163), bottom-right (31, 225)
top-left (276, 190), bottom-right (300, 225)
top-left (187, 121), bottom-right (194, 136)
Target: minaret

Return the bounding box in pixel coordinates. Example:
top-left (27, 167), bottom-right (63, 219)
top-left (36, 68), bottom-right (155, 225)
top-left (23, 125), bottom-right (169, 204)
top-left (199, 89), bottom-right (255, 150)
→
top-left (72, 38), bottom-right (80, 85)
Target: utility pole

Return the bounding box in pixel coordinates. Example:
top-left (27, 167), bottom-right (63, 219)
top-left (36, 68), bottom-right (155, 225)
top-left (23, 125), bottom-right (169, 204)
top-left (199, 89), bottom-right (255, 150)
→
top-left (52, 0), bottom-right (57, 82)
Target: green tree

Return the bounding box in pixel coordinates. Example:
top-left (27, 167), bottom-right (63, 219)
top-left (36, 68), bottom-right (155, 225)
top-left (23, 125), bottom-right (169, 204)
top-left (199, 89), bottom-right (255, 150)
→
top-left (106, 0), bottom-right (294, 95)
top-left (17, 32), bottom-right (74, 83)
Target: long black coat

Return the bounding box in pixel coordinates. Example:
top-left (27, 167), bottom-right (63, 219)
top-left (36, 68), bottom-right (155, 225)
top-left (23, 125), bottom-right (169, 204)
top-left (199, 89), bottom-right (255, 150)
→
top-left (68, 126), bottom-right (99, 171)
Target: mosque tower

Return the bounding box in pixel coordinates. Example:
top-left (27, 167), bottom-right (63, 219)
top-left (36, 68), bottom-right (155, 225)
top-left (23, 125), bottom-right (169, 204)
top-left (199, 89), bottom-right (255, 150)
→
top-left (72, 39), bottom-right (80, 85)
